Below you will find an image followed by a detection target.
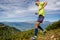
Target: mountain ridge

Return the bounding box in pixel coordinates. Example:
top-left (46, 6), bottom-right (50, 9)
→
top-left (0, 21), bottom-right (51, 31)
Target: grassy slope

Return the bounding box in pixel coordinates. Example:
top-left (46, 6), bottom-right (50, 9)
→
top-left (13, 28), bottom-right (60, 40)
top-left (37, 29), bottom-right (60, 40)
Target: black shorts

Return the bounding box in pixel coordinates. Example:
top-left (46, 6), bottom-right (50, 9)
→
top-left (37, 15), bottom-right (44, 23)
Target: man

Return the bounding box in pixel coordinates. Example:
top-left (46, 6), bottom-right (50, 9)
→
top-left (32, 0), bottom-right (47, 40)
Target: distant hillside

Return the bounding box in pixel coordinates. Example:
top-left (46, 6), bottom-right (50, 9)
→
top-left (2, 22), bottom-right (34, 31)
top-left (0, 23), bottom-right (20, 40)
top-left (1, 21), bottom-right (51, 31)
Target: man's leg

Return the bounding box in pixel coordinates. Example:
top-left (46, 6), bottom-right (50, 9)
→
top-left (32, 22), bottom-right (40, 40)
top-left (37, 15), bottom-right (46, 35)
top-left (38, 26), bottom-right (44, 31)
top-left (34, 22), bottom-right (40, 36)
top-left (34, 15), bottom-right (44, 36)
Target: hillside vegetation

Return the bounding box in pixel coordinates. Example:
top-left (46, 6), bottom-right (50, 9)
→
top-left (0, 23), bottom-right (20, 40)
top-left (46, 20), bottom-right (60, 31)
top-left (0, 20), bottom-right (60, 40)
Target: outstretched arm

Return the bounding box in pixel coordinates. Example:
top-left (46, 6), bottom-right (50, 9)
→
top-left (39, 2), bottom-right (47, 11)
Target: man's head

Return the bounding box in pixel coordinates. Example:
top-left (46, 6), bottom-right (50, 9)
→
top-left (35, 1), bottom-right (40, 6)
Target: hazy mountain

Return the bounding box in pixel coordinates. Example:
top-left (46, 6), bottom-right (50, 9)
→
top-left (40, 21), bottom-right (51, 29)
top-left (0, 21), bottom-right (51, 31)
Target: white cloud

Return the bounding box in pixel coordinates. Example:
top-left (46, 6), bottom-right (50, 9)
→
top-left (0, 0), bottom-right (60, 22)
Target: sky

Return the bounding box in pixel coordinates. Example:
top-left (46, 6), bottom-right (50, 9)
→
top-left (0, 0), bottom-right (60, 22)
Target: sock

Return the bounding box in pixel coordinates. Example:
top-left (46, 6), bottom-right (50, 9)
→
top-left (38, 26), bottom-right (44, 31)
top-left (34, 28), bottom-right (38, 36)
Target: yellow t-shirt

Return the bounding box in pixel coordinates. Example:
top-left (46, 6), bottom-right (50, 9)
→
top-left (38, 2), bottom-right (45, 16)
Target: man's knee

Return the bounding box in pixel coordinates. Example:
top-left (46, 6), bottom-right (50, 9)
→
top-left (35, 22), bottom-right (40, 28)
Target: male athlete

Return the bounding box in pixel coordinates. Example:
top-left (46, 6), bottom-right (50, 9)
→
top-left (32, 0), bottom-right (47, 40)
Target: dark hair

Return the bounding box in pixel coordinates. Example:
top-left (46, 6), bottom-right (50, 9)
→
top-left (36, 0), bottom-right (39, 1)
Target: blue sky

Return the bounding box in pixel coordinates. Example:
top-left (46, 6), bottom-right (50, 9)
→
top-left (0, 0), bottom-right (60, 22)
